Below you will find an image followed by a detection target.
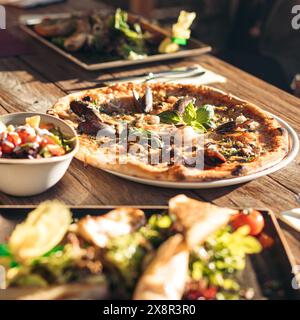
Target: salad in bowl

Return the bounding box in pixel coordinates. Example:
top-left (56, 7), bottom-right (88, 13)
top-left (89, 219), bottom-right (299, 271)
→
top-left (0, 113), bottom-right (78, 196)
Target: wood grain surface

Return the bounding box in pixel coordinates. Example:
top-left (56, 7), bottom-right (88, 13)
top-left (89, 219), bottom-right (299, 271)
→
top-left (0, 0), bottom-right (299, 264)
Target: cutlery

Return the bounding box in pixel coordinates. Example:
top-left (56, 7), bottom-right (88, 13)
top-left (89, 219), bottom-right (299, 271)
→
top-left (96, 67), bottom-right (205, 85)
top-left (279, 193), bottom-right (300, 232)
top-left (145, 71), bottom-right (206, 82)
top-left (3, 0), bottom-right (65, 9)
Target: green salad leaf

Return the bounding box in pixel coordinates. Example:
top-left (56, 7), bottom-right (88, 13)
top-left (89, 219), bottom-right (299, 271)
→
top-left (157, 110), bottom-right (181, 124)
top-left (113, 8), bottom-right (149, 59)
top-left (51, 37), bottom-right (66, 48)
top-left (114, 8), bottom-right (145, 41)
top-left (105, 232), bottom-right (147, 292)
top-left (140, 213), bottom-right (174, 248)
top-left (0, 244), bottom-right (11, 257)
top-left (0, 244), bottom-right (19, 268)
top-left (189, 225), bottom-right (262, 299)
top-left (43, 245), bottom-right (64, 257)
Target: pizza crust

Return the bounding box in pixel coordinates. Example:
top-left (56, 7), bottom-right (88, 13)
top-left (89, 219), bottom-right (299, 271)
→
top-left (48, 83), bottom-right (289, 182)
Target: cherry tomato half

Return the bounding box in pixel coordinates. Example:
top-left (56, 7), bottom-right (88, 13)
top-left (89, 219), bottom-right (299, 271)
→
top-left (7, 132), bottom-right (21, 147)
top-left (231, 210), bottom-right (265, 236)
top-left (1, 141), bottom-right (15, 154)
top-left (202, 286), bottom-right (217, 300)
top-left (186, 286), bottom-right (217, 300)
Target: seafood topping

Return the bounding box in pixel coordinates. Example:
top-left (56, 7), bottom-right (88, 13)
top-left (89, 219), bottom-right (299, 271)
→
top-left (78, 120), bottom-right (105, 136)
top-left (70, 100), bottom-right (103, 122)
top-left (132, 87), bottom-right (153, 113)
top-left (216, 121), bottom-right (237, 134)
top-left (173, 97), bottom-right (196, 115)
top-left (204, 143), bottom-right (226, 166)
top-left (142, 87), bottom-right (154, 113)
top-left (70, 100), bottom-right (90, 117)
top-left (71, 100), bottom-right (109, 136)
top-left (64, 17), bottom-right (91, 52)
top-left (132, 90), bottom-right (144, 113)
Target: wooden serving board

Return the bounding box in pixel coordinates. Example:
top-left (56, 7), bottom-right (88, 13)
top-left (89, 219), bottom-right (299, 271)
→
top-left (0, 206), bottom-right (299, 300)
top-left (19, 12), bottom-right (211, 71)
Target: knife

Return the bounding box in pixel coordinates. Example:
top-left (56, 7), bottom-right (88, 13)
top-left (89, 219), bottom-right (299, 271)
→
top-left (279, 209), bottom-right (300, 232)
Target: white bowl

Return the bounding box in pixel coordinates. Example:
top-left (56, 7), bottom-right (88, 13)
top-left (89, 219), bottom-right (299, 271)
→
top-left (0, 112), bottom-right (79, 196)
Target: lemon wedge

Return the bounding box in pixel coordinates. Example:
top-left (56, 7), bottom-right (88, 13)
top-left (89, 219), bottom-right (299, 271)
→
top-left (158, 38), bottom-right (179, 54)
top-left (9, 201), bottom-right (72, 263)
top-left (26, 115), bottom-right (41, 129)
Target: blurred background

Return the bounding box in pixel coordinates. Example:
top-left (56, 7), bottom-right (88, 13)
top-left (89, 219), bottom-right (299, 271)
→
top-left (103, 0), bottom-right (300, 95)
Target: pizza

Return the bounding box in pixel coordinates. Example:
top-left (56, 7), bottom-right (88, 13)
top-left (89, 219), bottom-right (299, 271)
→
top-left (48, 82), bottom-right (289, 182)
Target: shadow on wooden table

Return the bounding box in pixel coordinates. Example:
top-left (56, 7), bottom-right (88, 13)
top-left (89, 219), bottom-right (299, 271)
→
top-left (194, 183), bottom-right (247, 203)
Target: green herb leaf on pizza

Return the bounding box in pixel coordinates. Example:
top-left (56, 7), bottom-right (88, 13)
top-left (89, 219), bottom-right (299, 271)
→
top-left (158, 110), bottom-right (181, 124)
top-left (182, 102), bottom-right (197, 124)
top-left (196, 104), bottom-right (214, 124)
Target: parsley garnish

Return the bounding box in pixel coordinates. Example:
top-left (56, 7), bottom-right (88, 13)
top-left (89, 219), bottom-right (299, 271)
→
top-left (158, 103), bottom-right (215, 133)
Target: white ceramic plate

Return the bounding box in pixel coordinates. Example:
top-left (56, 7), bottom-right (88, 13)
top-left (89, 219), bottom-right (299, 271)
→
top-left (103, 114), bottom-right (299, 189)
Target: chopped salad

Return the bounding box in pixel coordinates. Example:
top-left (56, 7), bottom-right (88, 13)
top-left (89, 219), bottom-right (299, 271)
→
top-left (0, 116), bottom-right (73, 159)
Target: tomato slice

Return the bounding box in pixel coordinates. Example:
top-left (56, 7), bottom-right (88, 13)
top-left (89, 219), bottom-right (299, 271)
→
top-left (231, 210), bottom-right (265, 236)
top-left (47, 144), bottom-right (66, 157)
top-left (40, 136), bottom-right (56, 148)
top-left (39, 123), bottom-right (55, 130)
top-left (257, 233), bottom-right (274, 249)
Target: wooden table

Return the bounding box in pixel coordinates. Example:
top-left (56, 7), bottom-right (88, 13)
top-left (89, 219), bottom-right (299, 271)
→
top-left (0, 0), bottom-right (300, 263)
